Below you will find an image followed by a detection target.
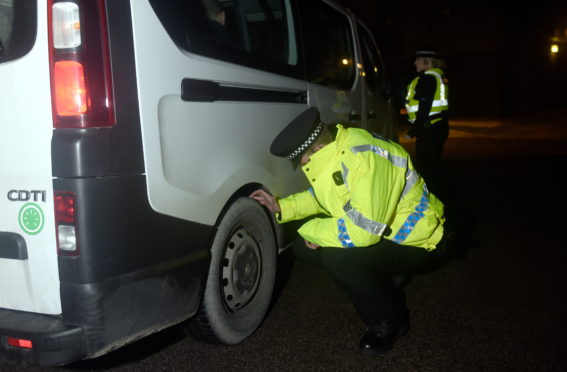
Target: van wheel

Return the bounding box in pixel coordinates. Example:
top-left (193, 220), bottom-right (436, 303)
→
top-left (188, 197), bottom-right (277, 344)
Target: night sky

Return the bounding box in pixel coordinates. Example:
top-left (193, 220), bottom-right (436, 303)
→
top-left (338, 0), bottom-right (567, 119)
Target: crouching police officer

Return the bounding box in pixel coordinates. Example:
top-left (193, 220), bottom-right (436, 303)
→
top-left (250, 107), bottom-right (450, 355)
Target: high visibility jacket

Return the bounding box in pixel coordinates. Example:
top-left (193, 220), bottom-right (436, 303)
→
top-left (405, 68), bottom-right (449, 125)
top-left (277, 125), bottom-right (445, 250)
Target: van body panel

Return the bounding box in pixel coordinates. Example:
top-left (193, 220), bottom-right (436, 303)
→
top-left (130, 0), bottom-right (307, 225)
top-left (0, 174), bottom-right (212, 367)
top-left (157, 98), bottom-right (307, 198)
top-left (0, 1), bottom-right (61, 315)
top-left (53, 175), bottom-right (212, 285)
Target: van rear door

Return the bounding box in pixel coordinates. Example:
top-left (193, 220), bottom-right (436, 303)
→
top-left (0, 0), bottom-right (61, 314)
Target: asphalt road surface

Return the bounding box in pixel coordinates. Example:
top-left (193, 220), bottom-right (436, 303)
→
top-left (8, 109), bottom-right (567, 372)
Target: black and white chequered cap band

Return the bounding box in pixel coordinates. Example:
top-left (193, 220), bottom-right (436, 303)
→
top-left (287, 121), bottom-right (324, 160)
top-left (415, 49), bottom-right (439, 58)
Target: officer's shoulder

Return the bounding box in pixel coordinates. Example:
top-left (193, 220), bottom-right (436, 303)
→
top-left (341, 126), bottom-right (380, 147)
top-left (419, 74), bottom-right (437, 82)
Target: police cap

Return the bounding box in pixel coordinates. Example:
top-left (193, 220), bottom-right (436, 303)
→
top-left (415, 45), bottom-right (440, 59)
top-left (270, 107), bottom-right (325, 160)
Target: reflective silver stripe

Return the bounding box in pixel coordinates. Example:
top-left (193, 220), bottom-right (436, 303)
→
top-left (407, 104), bottom-right (419, 113)
top-left (431, 99), bottom-right (449, 108)
top-left (351, 145), bottom-right (407, 168)
top-left (407, 100), bottom-right (447, 114)
top-left (408, 100), bottom-right (446, 111)
top-left (351, 144), bottom-right (417, 200)
top-left (341, 162), bottom-right (349, 189)
top-left (425, 70), bottom-right (448, 109)
top-left (343, 201), bottom-right (388, 236)
top-left (425, 69), bottom-right (442, 79)
top-left (400, 169), bottom-right (419, 199)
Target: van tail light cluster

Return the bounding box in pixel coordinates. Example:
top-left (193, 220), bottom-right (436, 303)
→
top-left (54, 192), bottom-right (79, 256)
top-left (48, 0), bottom-right (115, 128)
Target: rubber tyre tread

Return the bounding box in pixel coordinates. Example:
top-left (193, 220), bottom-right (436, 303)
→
top-left (187, 197), bottom-right (277, 344)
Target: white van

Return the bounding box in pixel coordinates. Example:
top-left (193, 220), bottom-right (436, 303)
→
top-left (0, 0), bottom-right (398, 366)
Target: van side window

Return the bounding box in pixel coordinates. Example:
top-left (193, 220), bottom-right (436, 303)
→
top-left (149, 0), bottom-right (301, 78)
top-left (358, 23), bottom-right (386, 95)
top-left (299, 1), bottom-right (355, 90)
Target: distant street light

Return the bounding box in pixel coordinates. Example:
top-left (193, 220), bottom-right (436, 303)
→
top-left (551, 44), bottom-right (559, 54)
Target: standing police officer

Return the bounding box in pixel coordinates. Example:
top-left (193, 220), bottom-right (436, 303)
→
top-left (405, 46), bottom-right (449, 198)
top-left (250, 107), bottom-right (449, 355)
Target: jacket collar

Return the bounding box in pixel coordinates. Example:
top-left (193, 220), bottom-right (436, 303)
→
top-left (300, 124), bottom-right (349, 174)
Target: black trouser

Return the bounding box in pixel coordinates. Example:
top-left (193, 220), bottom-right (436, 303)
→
top-left (292, 235), bottom-right (448, 327)
top-left (415, 119), bottom-right (449, 198)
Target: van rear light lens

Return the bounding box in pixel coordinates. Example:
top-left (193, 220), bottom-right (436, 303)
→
top-left (48, 0), bottom-right (115, 128)
top-left (52, 2), bottom-right (81, 49)
top-left (58, 225), bottom-right (77, 252)
top-left (54, 192), bottom-right (79, 256)
top-left (55, 193), bottom-right (76, 223)
top-left (54, 60), bottom-right (87, 116)
top-left (7, 337), bottom-right (33, 349)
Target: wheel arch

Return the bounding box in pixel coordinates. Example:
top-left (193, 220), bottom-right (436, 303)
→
top-left (214, 183), bottom-right (284, 253)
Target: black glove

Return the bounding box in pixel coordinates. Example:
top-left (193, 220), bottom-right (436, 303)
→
top-left (406, 127), bottom-right (415, 138)
top-left (407, 125), bottom-right (422, 138)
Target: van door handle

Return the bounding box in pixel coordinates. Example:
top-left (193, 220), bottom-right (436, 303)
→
top-left (181, 78), bottom-right (218, 102)
top-left (181, 78), bottom-right (307, 103)
top-left (0, 232), bottom-right (27, 260)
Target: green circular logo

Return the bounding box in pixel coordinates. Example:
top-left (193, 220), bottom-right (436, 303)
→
top-left (18, 203), bottom-right (45, 235)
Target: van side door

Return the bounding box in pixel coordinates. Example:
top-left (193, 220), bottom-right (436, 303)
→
top-left (357, 22), bottom-right (398, 139)
top-left (298, 1), bottom-right (363, 126)
top-left (132, 0), bottom-right (308, 225)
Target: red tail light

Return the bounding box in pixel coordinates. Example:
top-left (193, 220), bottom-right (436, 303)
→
top-left (54, 192), bottom-right (79, 256)
top-left (54, 60), bottom-right (87, 116)
top-left (7, 337), bottom-right (33, 349)
top-left (48, 0), bottom-right (114, 128)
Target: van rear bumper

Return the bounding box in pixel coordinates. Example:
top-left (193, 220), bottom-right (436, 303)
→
top-left (0, 308), bottom-right (86, 367)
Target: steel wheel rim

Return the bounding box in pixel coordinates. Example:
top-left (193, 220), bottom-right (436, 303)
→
top-left (221, 227), bottom-right (262, 313)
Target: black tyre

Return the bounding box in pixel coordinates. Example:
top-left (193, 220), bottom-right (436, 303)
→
top-left (188, 197), bottom-right (277, 344)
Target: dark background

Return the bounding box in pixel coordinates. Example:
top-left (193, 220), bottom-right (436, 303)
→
top-left (338, 0), bottom-right (567, 120)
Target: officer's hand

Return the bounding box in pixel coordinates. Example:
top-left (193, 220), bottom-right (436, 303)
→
top-left (249, 189), bottom-right (281, 214)
top-left (305, 240), bottom-right (320, 250)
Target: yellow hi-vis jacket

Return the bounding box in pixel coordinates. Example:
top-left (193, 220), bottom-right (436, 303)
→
top-left (277, 125), bottom-right (444, 250)
top-left (405, 67), bottom-right (449, 125)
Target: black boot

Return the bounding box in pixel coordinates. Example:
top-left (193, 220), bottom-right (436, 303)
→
top-left (359, 308), bottom-right (410, 355)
